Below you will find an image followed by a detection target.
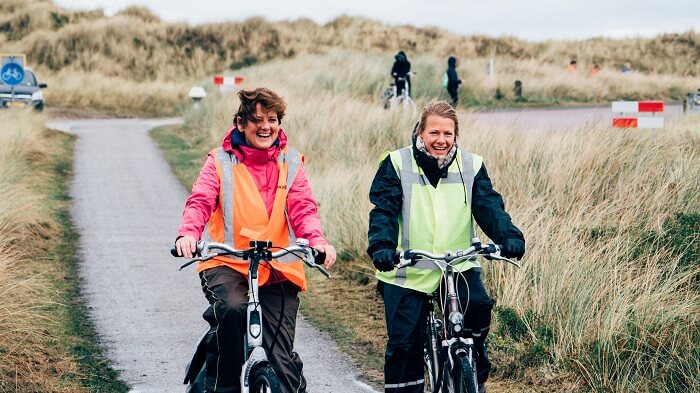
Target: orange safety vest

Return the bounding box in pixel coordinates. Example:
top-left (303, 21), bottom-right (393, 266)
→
top-left (197, 146), bottom-right (308, 291)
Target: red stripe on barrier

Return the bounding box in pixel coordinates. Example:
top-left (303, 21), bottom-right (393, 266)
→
top-left (214, 76), bottom-right (224, 85)
top-left (612, 117), bottom-right (638, 128)
top-left (638, 101), bottom-right (664, 112)
top-left (234, 77), bottom-right (244, 84)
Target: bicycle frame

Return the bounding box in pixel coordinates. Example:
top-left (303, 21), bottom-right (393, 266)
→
top-left (390, 74), bottom-right (413, 110)
top-left (240, 241), bottom-right (274, 393)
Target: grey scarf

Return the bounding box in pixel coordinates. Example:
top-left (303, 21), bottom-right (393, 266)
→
top-left (415, 136), bottom-right (458, 169)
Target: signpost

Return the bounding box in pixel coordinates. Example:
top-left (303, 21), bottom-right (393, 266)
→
top-left (1, 53), bottom-right (26, 108)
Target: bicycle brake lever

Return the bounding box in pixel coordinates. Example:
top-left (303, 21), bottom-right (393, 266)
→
top-left (315, 265), bottom-right (331, 278)
top-left (303, 249), bottom-right (331, 278)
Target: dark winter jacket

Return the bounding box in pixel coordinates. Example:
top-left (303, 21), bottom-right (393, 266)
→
top-left (391, 51), bottom-right (411, 78)
top-left (367, 138), bottom-right (524, 257)
top-left (446, 56), bottom-right (461, 89)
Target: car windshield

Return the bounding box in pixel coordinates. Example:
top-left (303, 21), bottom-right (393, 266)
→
top-left (19, 70), bottom-right (37, 87)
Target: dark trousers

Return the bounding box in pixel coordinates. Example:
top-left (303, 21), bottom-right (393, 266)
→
top-left (395, 77), bottom-right (411, 97)
top-left (447, 86), bottom-right (459, 106)
top-left (199, 266), bottom-right (306, 393)
top-left (379, 269), bottom-right (495, 393)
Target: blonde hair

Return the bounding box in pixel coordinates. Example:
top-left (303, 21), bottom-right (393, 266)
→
top-left (417, 100), bottom-right (459, 136)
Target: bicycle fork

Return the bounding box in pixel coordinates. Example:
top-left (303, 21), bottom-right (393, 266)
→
top-left (443, 266), bottom-right (478, 392)
top-left (240, 254), bottom-right (270, 393)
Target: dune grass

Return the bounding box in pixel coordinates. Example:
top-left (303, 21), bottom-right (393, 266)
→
top-left (153, 52), bottom-right (700, 392)
top-left (2, 1), bottom-right (700, 115)
top-left (0, 111), bottom-right (127, 392)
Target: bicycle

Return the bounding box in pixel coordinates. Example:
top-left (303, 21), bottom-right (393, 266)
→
top-left (171, 238), bottom-right (329, 393)
top-left (382, 72), bottom-right (417, 118)
top-left (393, 237), bottom-right (520, 393)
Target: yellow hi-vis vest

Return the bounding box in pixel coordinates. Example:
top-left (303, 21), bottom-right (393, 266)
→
top-left (375, 146), bottom-right (483, 294)
top-left (198, 146), bottom-right (309, 291)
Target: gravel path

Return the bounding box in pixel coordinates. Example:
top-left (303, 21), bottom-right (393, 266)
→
top-left (46, 118), bottom-right (378, 393)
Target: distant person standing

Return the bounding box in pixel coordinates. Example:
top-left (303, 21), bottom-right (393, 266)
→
top-left (590, 64), bottom-right (601, 75)
top-left (446, 56), bottom-right (462, 106)
top-left (565, 60), bottom-right (577, 73)
top-left (621, 62), bottom-right (633, 73)
top-left (391, 51), bottom-right (412, 97)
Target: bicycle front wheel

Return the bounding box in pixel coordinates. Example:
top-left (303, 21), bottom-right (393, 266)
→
top-left (251, 365), bottom-right (282, 393)
top-left (457, 351), bottom-right (478, 393)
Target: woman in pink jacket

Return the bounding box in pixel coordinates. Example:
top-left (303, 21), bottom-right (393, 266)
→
top-left (175, 87), bottom-right (336, 393)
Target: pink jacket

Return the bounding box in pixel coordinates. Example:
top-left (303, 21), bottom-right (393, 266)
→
top-left (177, 127), bottom-right (327, 246)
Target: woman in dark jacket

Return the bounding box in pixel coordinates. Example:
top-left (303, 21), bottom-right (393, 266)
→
top-left (367, 101), bottom-right (524, 393)
top-left (446, 56), bottom-right (462, 106)
top-left (391, 51), bottom-right (412, 97)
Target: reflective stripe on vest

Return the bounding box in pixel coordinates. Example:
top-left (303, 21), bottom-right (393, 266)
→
top-left (398, 148), bottom-right (476, 250)
top-left (376, 146), bottom-right (483, 293)
top-left (198, 145), bottom-right (309, 292)
top-left (215, 146), bottom-right (301, 263)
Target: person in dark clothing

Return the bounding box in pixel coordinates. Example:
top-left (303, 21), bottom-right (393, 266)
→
top-left (367, 100), bottom-right (525, 393)
top-left (391, 51), bottom-right (412, 97)
top-left (446, 56), bottom-right (462, 106)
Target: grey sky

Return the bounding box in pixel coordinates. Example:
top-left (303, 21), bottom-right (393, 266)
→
top-left (53, 0), bottom-right (700, 41)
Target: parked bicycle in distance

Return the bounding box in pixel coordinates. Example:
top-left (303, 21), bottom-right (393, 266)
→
top-left (171, 238), bottom-right (329, 393)
top-left (394, 238), bottom-right (520, 393)
top-left (382, 71), bottom-right (417, 118)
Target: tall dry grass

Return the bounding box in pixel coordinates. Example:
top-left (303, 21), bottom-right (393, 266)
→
top-left (0, 111), bottom-right (83, 391)
top-left (6, 2), bottom-right (697, 79)
top-left (42, 70), bottom-right (188, 117)
top-left (0, 0), bottom-right (700, 115)
top-left (3, 1), bottom-right (700, 115)
top-left (174, 52), bottom-right (700, 391)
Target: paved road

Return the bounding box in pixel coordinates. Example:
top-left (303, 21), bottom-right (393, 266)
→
top-left (46, 118), bottom-right (378, 393)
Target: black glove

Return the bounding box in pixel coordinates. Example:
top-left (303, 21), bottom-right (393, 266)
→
top-left (501, 239), bottom-right (525, 260)
top-left (372, 249), bottom-right (396, 272)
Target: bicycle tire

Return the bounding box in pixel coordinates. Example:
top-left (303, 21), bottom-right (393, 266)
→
top-left (424, 349), bottom-right (438, 393)
top-left (251, 365), bottom-right (282, 393)
top-left (458, 352), bottom-right (478, 393)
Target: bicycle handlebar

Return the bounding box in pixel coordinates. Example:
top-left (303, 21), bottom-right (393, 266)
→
top-left (171, 239), bottom-right (330, 277)
top-left (394, 241), bottom-right (521, 269)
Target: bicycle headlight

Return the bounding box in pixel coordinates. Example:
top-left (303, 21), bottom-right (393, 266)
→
top-left (250, 324), bottom-right (261, 338)
top-left (31, 90), bottom-right (43, 101)
top-left (449, 312), bottom-right (463, 327)
top-left (249, 310), bottom-right (262, 338)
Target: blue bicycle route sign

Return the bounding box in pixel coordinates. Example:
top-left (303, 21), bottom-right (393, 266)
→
top-left (1, 54), bottom-right (26, 87)
top-left (1, 63), bottom-right (24, 86)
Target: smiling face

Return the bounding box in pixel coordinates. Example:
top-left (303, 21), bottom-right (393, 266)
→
top-left (239, 103), bottom-right (280, 150)
top-left (418, 115), bottom-right (456, 158)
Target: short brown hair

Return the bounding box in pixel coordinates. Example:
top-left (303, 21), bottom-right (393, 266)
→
top-left (234, 88), bottom-right (287, 126)
top-left (417, 100), bottom-right (459, 136)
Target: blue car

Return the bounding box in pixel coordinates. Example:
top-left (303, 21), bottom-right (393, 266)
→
top-left (0, 67), bottom-right (48, 111)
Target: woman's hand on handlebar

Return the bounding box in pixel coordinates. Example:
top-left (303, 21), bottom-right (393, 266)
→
top-left (312, 244), bottom-right (336, 269)
top-left (175, 235), bottom-right (197, 259)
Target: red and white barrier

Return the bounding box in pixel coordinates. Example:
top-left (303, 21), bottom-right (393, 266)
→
top-left (214, 76), bottom-right (244, 92)
top-left (612, 100), bottom-right (664, 129)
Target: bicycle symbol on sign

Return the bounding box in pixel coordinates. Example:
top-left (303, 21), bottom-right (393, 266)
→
top-left (1, 63), bottom-right (24, 85)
